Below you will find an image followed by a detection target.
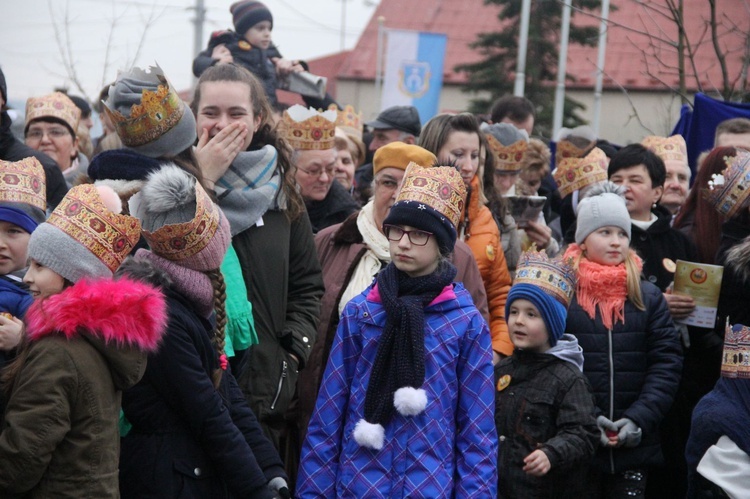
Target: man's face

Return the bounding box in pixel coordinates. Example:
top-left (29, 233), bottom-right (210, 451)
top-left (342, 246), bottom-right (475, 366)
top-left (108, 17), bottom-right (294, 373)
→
top-left (661, 160), bottom-right (691, 214)
top-left (716, 132), bottom-right (750, 152)
top-left (369, 128), bottom-right (406, 151)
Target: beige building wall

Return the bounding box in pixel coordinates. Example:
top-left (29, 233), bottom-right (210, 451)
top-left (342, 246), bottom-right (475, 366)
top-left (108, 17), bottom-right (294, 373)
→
top-left (336, 79), bottom-right (685, 145)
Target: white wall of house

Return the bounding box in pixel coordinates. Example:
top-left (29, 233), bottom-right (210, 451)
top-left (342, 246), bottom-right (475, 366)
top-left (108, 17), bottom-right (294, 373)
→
top-left (336, 79), bottom-right (685, 145)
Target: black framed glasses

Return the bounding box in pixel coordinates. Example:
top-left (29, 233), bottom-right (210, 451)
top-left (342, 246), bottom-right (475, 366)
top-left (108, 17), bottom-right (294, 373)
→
top-left (383, 225), bottom-right (433, 246)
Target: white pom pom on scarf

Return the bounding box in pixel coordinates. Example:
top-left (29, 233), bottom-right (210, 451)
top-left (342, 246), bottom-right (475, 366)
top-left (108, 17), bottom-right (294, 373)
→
top-left (353, 419), bottom-right (385, 450)
top-left (394, 387), bottom-right (428, 416)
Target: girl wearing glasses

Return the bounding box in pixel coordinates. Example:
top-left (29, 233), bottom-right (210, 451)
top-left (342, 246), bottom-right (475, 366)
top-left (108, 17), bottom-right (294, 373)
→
top-left (298, 164), bottom-right (497, 498)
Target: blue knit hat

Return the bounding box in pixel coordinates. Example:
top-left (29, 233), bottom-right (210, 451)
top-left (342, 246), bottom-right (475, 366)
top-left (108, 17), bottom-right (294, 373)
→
top-left (508, 248), bottom-right (577, 347)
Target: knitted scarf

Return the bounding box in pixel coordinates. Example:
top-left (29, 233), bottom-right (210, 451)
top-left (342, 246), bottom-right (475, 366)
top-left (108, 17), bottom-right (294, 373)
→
top-left (564, 244), bottom-right (642, 330)
top-left (213, 144), bottom-right (284, 236)
top-left (364, 260), bottom-right (457, 426)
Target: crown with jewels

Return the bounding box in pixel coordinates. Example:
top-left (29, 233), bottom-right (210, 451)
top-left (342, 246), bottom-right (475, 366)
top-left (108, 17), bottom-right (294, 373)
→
top-left (514, 248), bottom-right (577, 307)
top-left (485, 133), bottom-right (528, 173)
top-left (282, 104), bottom-right (336, 150)
top-left (642, 135), bottom-right (687, 164)
top-left (395, 162), bottom-right (466, 229)
top-left (704, 151), bottom-right (750, 218)
top-left (553, 147), bottom-right (609, 198)
top-left (25, 92), bottom-right (81, 135)
top-left (0, 157), bottom-right (46, 212)
top-left (329, 104), bottom-right (363, 139)
top-left (721, 321), bottom-right (750, 379)
top-left (102, 65), bottom-right (185, 148)
top-left (47, 184), bottom-right (141, 273)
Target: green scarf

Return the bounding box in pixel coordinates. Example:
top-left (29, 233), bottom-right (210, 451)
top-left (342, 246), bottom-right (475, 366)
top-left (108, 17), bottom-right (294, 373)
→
top-left (221, 244), bottom-right (258, 356)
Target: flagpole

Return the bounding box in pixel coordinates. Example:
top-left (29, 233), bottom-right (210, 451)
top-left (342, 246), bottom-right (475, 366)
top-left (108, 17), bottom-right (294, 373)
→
top-left (514, 0), bottom-right (532, 97)
top-left (592, 0), bottom-right (611, 135)
top-left (553, 1), bottom-right (572, 139)
top-left (375, 16), bottom-right (386, 112)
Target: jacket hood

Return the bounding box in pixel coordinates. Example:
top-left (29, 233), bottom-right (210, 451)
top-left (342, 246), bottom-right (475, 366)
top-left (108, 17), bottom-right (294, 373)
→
top-left (25, 275), bottom-right (168, 389)
top-left (546, 333), bottom-right (584, 371)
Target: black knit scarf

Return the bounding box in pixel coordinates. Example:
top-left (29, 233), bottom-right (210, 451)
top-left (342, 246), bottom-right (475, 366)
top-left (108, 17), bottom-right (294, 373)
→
top-left (364, 260), bottom-right (457, 425)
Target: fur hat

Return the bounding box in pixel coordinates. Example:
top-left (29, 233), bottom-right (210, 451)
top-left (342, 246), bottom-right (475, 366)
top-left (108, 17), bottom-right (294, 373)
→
top-left (132, 165), bottom-right (230, 271)
top-left (575, 182), bottom-right (631, 244)
top-left (0, 157), bottom-right (47, 233)
top-left (104, 64), bottom-right (197, 159)
top-left (372, 142), bottom-right (436, 175)
top-left (231, 0), bottom-right (273, 35)
top-left (27, 184), bottom-right (141, 283)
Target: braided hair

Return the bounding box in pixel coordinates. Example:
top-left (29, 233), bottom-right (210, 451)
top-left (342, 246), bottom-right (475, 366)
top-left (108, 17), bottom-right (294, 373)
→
top-left (207, 269), bottom-right (228, 388)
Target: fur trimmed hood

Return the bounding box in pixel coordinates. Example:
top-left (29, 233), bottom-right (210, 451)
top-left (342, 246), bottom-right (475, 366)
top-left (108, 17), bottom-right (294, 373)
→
top-left (26, 276), bottom-right (167, 351)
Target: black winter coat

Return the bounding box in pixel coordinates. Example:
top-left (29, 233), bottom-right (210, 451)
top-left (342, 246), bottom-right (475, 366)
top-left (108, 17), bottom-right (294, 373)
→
top-left (494, 350), bottom-right (599, 498)
top-left (305, 180), bottom-right (359, 234)
top-left (120, 287), bottom-right (286, 499)
top-left (716, 217), bottom-right (750, 328)
top-left (565, 281), bottom-right (683, 473)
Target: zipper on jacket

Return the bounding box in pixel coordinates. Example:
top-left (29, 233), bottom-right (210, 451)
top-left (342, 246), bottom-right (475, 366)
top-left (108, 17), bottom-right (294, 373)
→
top-left (270, 360), bottom-right (288, 410)
top-left (608, 328), bottom-right (615, 474)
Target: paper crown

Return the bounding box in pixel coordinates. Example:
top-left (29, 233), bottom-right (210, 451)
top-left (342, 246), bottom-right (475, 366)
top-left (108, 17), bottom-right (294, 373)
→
top-left (486, 134), bottom-right (528, 173)
top-left (141, 180), bottom-right (220, 263)
top-left (329, 104), bottom-right (363, 139)
top-left (721, 322), bottom-right (750, 379)
top-left (282, 104), bottom-right (336, 150)
top-left (555, 137), bottom-right (595, 166)
top-left (395, 162), bottom-right (466, 229)
top-left (704, 151), bottom-right (750, 218)
top-left (46, 184), bottom-right (141, 274)
top-left (25, 92), bottom-right (81, 134)
top-left (514, 248), bottom-right (577, 307)
top-left (553, 147), bottom-right (609, 198)
top-left (103, 66), bottom-right (185, 149)
top-left (642, 135), bottom-right (687, 164)
top-left (0, 157), bottom-right (46, 211)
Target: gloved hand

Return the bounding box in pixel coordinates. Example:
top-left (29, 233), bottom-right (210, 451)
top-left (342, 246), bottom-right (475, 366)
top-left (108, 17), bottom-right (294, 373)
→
top-left (268, 477), bottom-right (291, 499)
top-left (596, 415), bottom-right (618, 447)
top-left (613, 418), bottom-right (642, 448)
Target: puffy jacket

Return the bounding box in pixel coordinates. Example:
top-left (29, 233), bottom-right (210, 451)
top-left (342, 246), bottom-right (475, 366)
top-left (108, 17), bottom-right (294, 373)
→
top-left (462, 175), bottom-right (513, 355)
top-left (565, 281), bottom-right (683, 472)
top-left (0, 276), bottom-right (166, 498)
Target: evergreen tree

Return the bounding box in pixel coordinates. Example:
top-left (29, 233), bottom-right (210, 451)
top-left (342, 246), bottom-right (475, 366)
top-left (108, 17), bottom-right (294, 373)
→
top-left (457, 0), bottom-right (603, 138)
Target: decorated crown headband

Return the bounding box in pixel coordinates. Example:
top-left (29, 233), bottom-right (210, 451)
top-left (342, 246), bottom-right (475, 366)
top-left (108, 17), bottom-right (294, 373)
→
top-left (103, 66), bottom-right (185, 148)
top-left (282, 105), bottom-right (336, 151)
top-left (485, 134), bottom-right (528, 173)
top-left (47, 184), bottom-right (141, 273)
top-left (0, 157), bottom-right (47, 211)
top-left (141, 180), bottom-right (220, 262)
top-left (555, 138), bottom-right (595, 166)
top-left (514, 248), bottom-right (577, 307)
top-left (553, 147), bottom-right (609, 198)
top-left (395, 162), bottom-right (467, 229)
top-left (642, 135), bottom-right (687, 163)
top-left (721, 321), bottom-right (750, 379)
top-left (705, 151), bottom-right (750, 218)
top-left (25, 92), bottom-right (81, 134)
top-left (329, 104), bottom-right (363, 139)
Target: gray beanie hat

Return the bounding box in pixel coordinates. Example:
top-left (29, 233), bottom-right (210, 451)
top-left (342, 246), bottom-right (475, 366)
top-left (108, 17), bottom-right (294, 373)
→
top-left (480, 122), bottom-right (529, 146)
top-left (575, 182), bottom-right (631, 244)
top-left (104, 64), bottom-right (197, 159)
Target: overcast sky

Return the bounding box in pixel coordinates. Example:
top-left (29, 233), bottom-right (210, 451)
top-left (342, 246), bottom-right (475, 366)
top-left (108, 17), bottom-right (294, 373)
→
top-left (2, 0), bottom-right (376, 105)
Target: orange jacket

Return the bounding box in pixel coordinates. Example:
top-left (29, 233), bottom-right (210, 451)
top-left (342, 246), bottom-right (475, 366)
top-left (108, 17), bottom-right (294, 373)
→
top-left (460, 176), bottom-right (513, 355)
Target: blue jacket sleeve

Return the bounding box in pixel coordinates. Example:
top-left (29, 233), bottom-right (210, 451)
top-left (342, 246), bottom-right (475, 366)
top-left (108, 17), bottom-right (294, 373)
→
top-left (296, 301), bottom-right (362, 498)
top-left (454, 312), bottom-right (498, 498)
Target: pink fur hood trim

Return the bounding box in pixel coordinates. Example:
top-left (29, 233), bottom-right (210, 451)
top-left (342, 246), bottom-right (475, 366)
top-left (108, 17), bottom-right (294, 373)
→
top-left (367, 283), bottom-right (456, 305)
top-left (25, 277), bottom-right (167, 352)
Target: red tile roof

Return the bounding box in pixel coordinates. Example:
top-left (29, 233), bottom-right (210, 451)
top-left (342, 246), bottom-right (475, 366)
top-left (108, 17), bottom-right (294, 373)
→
top-left (317, 0), bottom-right (748, 92)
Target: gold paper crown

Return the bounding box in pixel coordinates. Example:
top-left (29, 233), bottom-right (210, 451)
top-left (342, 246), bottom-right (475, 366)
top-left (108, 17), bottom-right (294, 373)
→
top-left (47, 184), bottom-right (141, 273)
top-left (553, 147), bottom-right (609, 198)
top-left (0, 157), bottom-right (46, 211)
top-left (721, 321), bottom-right (750, 379)
top-left (25, 92), bottom-right (81, 134)
top-left (514, 248), bottom-right (577, 307)
top-left (282, 105), bottom-right (336, 151)
top-left (103, 68), bottom-right (185, 148)
top-left (395, 163), bottom-right (467, 229)
top-left (142, 181), bottom-right (220, 262)
top-left (486, 134), bottom-right (528, 173)
top-left (555, 138), bottom-right (595, 166)
top-left (704, 151), bottom-right (750, 218)
top-left (329, 104), bottom-right (363, 139)
top-left (642, 135), bottom-right (687, 164)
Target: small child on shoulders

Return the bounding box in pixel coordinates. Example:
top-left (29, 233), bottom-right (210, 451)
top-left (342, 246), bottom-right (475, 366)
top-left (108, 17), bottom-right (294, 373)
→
top-left (495, 248), bottom-right (599, 498)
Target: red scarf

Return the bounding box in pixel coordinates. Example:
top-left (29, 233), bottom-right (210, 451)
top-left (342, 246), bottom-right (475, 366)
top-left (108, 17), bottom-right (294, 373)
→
top-left (563, 244), bottom-right (642, 330)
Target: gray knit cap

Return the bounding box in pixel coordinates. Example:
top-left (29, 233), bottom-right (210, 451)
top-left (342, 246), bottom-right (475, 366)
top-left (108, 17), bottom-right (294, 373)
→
top-left (481, 122), bottom-right (529, 146)
top-left (104, 64), bottom-right (196, 159)
top-left (575, 182), bottom-right (631, 244)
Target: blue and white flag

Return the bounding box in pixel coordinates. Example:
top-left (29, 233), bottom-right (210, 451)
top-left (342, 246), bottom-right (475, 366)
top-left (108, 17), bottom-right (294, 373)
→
top-left (381, 29), bottom-right (448, 124)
